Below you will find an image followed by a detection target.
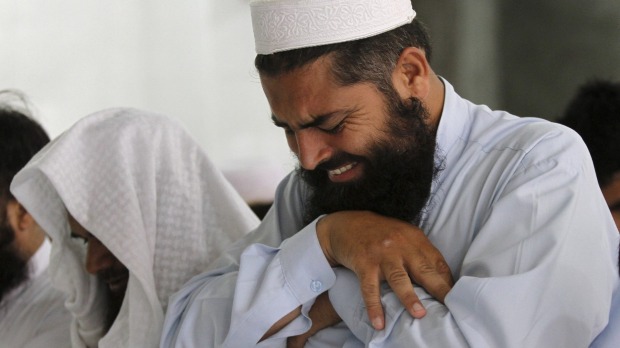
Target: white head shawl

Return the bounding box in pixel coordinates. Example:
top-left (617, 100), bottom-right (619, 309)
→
top-left (10, 108), bottom-right (259, 347)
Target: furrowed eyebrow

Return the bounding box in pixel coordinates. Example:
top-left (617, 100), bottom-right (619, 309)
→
top-left (271, 108), bottom-right (356, 130)
top-left (271, 114), bottom-right (288, 128)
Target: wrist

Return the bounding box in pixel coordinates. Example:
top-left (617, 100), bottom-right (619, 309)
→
top-left (316, 215), bottom-right (338, 267)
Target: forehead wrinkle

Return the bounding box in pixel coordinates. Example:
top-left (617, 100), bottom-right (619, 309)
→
top-left (272, 107), bottom-right (360, 131)
top-left (266, 57), bottom-right (341, 124)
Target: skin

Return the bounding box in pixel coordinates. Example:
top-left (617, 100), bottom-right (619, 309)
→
top-left (68, 215), bottom-right (129, 296)
top-left (601, 172), bottom-right (620, 231)
top-left (286, 293), bottom-right (341, 348)
top-left (260, 47), bottom-right (452, 343)
top-left (5, 200), bottom-right (45, 260)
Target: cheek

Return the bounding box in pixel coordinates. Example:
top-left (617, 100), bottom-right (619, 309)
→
top-left (612, 210), bottom-right (620, 232)
top-left (331, 131), bottom-right (374, 158)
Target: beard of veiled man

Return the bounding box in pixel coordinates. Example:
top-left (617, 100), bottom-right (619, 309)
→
top-left (300, 93), bottom-right (440, 225)
top-left (0, 218), bottom-right (29, 306)
top-left (68, 215), bottom-right (129, 333)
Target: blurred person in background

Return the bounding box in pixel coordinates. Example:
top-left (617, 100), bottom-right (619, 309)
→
top-left (0, 90), bottom-right (71, 347)
top-left (558, 79), bottom-right (620, 347)
top-left (559, 79), bottom-right (620, 231)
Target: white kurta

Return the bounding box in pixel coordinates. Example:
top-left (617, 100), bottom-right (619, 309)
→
top-left (161, 79), bottom-right (620, 347)
top-left (591, 275), bottom-right (620, 347)
top-left (0, 239), bottom-right (71, 348)
top-left (11, 108), bottom-right (259, 348)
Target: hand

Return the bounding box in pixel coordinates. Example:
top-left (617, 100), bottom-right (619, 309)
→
top-left (287, 292), bottom-right (342, 348)
top-left (316, 211), bottom-right (453, 330)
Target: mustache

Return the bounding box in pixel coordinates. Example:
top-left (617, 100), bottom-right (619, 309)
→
top-left (313, 152), bottom-right (366, 172)
top-left (99, 266), bottom-right (129, 282)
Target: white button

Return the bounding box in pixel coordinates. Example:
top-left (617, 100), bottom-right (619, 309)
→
top-left (310, 280), bottom-right (323, 292)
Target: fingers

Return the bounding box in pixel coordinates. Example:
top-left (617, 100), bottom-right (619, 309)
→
top-left (408, 256), bottom-right (454, 304)
top-left (365, 241), bottom-right (453, 323)
top-left (321, 211), bottom-right (455, 329)
top-left (358, 269), bottom-right (386, 330)
top-left (381, 262), bottom-right (427, 319)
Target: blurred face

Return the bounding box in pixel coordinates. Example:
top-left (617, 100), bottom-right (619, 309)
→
top-left (68, 215), bottom-right (129, 295)
top-left (601, 173), bottom-right (620, 231)
top-left (0, 207), bottom-right (28, 305)
top-left (261, 57), bottom-right (438, 224)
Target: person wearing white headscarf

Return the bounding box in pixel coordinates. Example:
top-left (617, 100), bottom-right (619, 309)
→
top-left (10, 108), bottom-right (259, 347)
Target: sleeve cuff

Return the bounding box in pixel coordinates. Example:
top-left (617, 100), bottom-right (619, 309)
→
top-left (279, 216), bottom-right (336, 304)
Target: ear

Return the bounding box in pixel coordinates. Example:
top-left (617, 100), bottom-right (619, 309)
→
top-left (391, 47), bottom-right (431, 101)
top-left (6, 200), bottom-right (39, 235)
top-left (5, 200), bottom-right (34, 233)
top-left (6, 200), bottom-right (45, 258)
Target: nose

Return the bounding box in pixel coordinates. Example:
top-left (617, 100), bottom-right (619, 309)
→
top-left (294, 129), bottom-right (332, 170)
top-left (85, 237), bottom-right (115, 275)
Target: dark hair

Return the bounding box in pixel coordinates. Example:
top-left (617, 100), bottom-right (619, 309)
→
top-left (0, 91), bottom-right (50, 210)
top-left (255, 19), bottom-right (432, 98)
top-left (558, 80), bottom-right (620, 187)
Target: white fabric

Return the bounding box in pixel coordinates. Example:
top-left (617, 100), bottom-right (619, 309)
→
top-left (161, 78), bottom-right (620, 347)
top-left (0, 239), bottom-right (71, 348)
top-left (591, 268), bottom-right (620, 347)
top-left (11, 108), bottom-right (259, 348)
top-left (250, 0), bottom-right (416, 54)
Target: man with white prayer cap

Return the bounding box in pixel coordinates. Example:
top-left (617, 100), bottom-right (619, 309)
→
top-left (0, 92), bottom-right (71, 348)
top-left (10, 108), bottom-right (259, 347)
top-left (161, 0), bottom-right (620, 346)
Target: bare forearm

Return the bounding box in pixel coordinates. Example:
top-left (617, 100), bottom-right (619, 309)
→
top-left (260, 307), bottom-right (302, 342)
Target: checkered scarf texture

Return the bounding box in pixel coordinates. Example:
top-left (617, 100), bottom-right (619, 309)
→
top-left (11, 108), bottom-right (259, 347)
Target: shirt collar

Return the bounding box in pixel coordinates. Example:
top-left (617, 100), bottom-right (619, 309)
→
top-left (29, 238), bottom-right (51, 279)
top-left (420, 78), bottom-right (471, 226)
top-left (434, 77), bottom-right (470, 162)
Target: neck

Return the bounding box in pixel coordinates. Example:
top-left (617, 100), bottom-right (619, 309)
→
top-left (425, 73), bottom-right (446, 130)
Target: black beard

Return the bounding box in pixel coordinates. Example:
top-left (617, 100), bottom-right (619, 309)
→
top-left (0, 223), bottom-right (29, 306)
top-left (104, 286), bottom-right (125, 333)
top-left (300, 95), bottom-right (440, 225)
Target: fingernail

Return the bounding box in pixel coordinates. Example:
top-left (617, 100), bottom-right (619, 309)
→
top-left (413, 302), bottom-right (424, 313)
top-left (372, 317), bottom-right (383, 329)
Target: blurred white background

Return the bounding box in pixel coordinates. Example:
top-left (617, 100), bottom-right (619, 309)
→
top-left (0, 0), bottom-right (293, 191)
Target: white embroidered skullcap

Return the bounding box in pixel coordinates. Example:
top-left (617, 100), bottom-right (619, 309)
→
top-left (251, 0), bottom-right (416, 54)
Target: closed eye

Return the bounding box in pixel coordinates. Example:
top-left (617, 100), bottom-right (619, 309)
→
top-left (282, 126), bottom-right (294, 135)
top-left (320, 120), bottom-right (345, 135)
top-left (70, 232), bottom-right (88, 245)
top-left (271, 117), bottom-right (294, 135)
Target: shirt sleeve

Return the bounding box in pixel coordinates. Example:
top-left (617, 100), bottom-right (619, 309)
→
top-left (161, 173), bottom-right (336, 347)
top-left (326, 136), bottom-right (619, 347)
